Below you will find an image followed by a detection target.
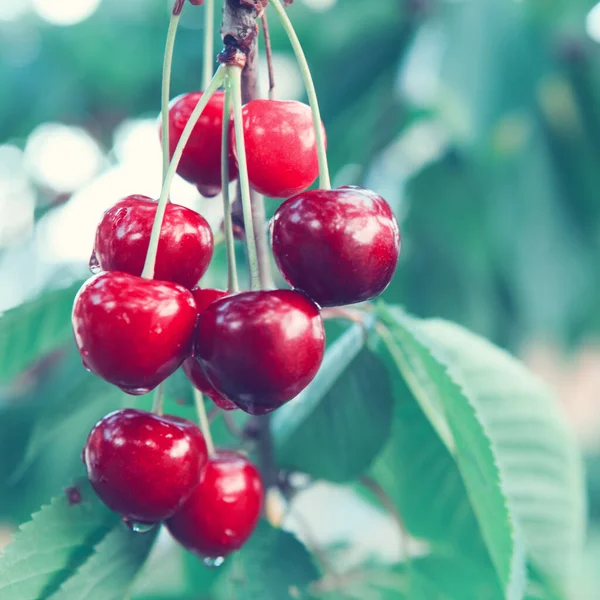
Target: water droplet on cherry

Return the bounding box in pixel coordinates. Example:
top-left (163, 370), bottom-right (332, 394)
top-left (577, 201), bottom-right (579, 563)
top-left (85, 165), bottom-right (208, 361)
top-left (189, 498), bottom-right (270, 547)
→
top-left (203, 556), bottom-right (225, 568)
top-left (196, 183), bottom-right (221, 198)
top-left (123, 518), bottom-right (156, 534)
top-left (89, 251), bottom-right (101, 274)
top-left (119, 385), bottom-right (153, 396)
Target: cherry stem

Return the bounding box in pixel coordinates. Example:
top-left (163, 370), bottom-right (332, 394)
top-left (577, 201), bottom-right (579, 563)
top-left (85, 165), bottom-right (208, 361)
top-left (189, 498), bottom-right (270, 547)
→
top-left (261, 12), bottom-right (276, 100)
top-left (221, 77), bottom-right (239, 293)
top-left (151, 382), bottom-right (165, 416)
top-left (321, 307), bottom-right (370, 340)
top-left (142, 67), bottom-right (226, 280)
top-left (161, 5), bottom-right (183, 184)
top-left (268, 0), bottom-right (331, 190)
top-left (194, 388), bottom-right (216, 458)
top-left (202, 0), bottom-right (215, 91)
top-left (228, 65), bottom-right (261, 291)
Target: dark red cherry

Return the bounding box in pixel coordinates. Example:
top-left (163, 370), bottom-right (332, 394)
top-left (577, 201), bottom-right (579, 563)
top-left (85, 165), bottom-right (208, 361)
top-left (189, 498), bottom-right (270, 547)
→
top-left (182, 288), bottom-right (238, 411)
top-left (238, 100), bottom-right (324, 199)
top-left (72, 272), bottom-right (197, 394)
top-left (84, 408), bottom-right (208, 522)
top-left (93, 195), bottom-right (213, 290)
top-left (166, 451), bottom-right (263, 557)
top-left (191, 287), bottom-right (229, 312)
top-left (271, 186), bottom-right (400, 307)
top-left (163, 91), bottom-right (238, 192)
top-left (183, 360), bottom-right (238, 411)
top-left (194, 290), bottom-right (325, 415)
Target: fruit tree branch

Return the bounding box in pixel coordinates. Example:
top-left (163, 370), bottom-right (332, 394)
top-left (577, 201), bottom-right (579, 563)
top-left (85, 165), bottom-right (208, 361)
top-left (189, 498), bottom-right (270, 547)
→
top-left (221, 0), bottom-right (278, 488)
top-left (221, 0), bottom-right (274, 290)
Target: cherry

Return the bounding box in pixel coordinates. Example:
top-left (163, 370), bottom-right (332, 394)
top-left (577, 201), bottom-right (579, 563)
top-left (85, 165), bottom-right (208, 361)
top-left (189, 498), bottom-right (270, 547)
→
top-left (163, 91), bottom-right (238, 194)
top-left (182, 288), bottom-right (238, 411)
top-left (93, 195), bottom-right (213, 290)
top-left (84, 408), bottom-right (208, 523)
top-left (72, 272), bottom-right (197, 395)
top-left (194, 290), bottom-right (325, 415)
top-left (238, 99), bottom-right (323, 199)
top-left (166, 451), bottom-right (263, 558)
top-left (271, 186), bottom-right (400, 307)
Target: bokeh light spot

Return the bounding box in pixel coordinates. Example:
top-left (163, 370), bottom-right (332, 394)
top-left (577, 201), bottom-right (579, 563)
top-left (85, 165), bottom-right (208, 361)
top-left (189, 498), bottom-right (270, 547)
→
top-left (24, 123), bottom-right (104, 193)
top-left (32, 0), bottom-right (101, 26)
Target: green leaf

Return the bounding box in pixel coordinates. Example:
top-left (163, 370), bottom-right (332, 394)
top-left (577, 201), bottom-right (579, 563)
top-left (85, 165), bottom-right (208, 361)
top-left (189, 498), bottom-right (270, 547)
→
top-left (315, 554), bottom-right (502, 600)
top-left (49, 523), bottom-right (159, 600)
top-left (369, 366), bottom-right (495, 562)
top-left (418, 318), bottom-right (585, 595)
top-left (0, 479), bottom-right (119, 600)
top-left (213, 521), bottom-right (319, 599)
top-left (274, 346), bottom-right (394, 482)
top-left (272, 320), bottom-right (374, 445)
top-left (273, 318), bottom-right (392, 482)
top-left (375, 304), bottom-right (526, 599)
top-left (13, 372), bottom-right (124, 482)
top-left (0, 282), bottom-right (82, 383)
top-left (314, 565), bottom-right (408, 600)
top-left (407, 554), bottom-right (503, 600)
top-left (374, 304), bottom-right (585, 597)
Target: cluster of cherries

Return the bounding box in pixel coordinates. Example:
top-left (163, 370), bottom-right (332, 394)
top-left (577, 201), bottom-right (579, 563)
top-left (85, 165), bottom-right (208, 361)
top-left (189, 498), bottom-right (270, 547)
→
top-left (72, 78), bottom-right (400, 559)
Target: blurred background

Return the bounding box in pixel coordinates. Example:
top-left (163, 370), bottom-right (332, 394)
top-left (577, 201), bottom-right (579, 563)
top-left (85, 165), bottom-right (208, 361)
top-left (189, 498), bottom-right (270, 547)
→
top-left (1, 0), bottom-right (600, 596)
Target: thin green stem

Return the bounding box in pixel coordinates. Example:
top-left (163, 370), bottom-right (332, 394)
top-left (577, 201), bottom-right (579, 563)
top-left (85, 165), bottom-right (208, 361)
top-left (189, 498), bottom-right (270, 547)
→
top-left (268, 0), bottom-right (331, 190)
top-left (228, 65), bottom-right (261, 290)
top-left (151, 383), bottom-right (165, 416)
top-left (221, 78), bottom-right (239, 293)
top-left (194, 388), bottom-right (216, 457)
top-left (161, 9), bottom-right (182, 183)
top-left (142, 67), bottom-right (226, 279)
top-left (260, 12), bottom-right (276, 101)
top-left (202, 0), bottom-right (215, 91)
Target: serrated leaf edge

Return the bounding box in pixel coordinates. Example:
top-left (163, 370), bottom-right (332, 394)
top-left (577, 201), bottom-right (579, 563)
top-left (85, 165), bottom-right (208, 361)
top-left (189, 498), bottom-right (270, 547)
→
top-left (0, 485), bottom-right (114, 600)
top-left (376, 306), bottom-right (527, 600)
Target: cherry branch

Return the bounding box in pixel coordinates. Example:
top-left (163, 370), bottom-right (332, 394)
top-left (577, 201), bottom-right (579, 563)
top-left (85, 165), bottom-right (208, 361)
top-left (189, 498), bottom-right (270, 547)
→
top-left (221, 0), bottom-right (274, 290)
top-left (220, 0), bottom-right (277, 488)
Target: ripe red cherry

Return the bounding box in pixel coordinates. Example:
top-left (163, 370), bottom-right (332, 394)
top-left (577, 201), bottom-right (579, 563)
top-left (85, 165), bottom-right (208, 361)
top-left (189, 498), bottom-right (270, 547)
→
top-left (72, 272), bottom-right (197, 395)
top-left (164, 91), bottom-right (238, 195)
top-left (93, 195), bottom-right (213, 290)
top-left (182, 288), bottom-right (238, 411)
top-left (84, 409), bottom-right (208, 522)
top-left (194, 290), bottom-right (325, 415)
top-left (166, 451), bottom-right (263, 558)
top-left (238, 100), bottom-right (323, 199)
top-left (271, 186), bottom-right (400, 307)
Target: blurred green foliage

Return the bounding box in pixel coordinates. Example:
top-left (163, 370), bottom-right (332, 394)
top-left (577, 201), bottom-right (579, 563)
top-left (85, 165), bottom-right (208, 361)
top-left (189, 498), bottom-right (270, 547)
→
top-left (3, 0), bottom-right (600, 347)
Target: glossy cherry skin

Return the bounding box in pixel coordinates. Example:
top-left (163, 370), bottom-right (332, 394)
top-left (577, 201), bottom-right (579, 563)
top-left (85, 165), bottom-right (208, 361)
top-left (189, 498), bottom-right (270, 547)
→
top-left (271, 186), bottom-right (401, 307)
top-left (84, 408), bottom-right (208, 522)
top-left (164, 91), bottom-right (237, 194)
top-left (194, 290), bottom-right (325, 415)
top-left (72, 272), bottom-right (197, 395)
top-left (182, 288), bottom-right (238, 411)
top-left (239, 100), bottom-right (323, 199)
top-left (93, 195), bottom-right (213, 290)
top-left (166, 451), bottom-right (263, 557)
